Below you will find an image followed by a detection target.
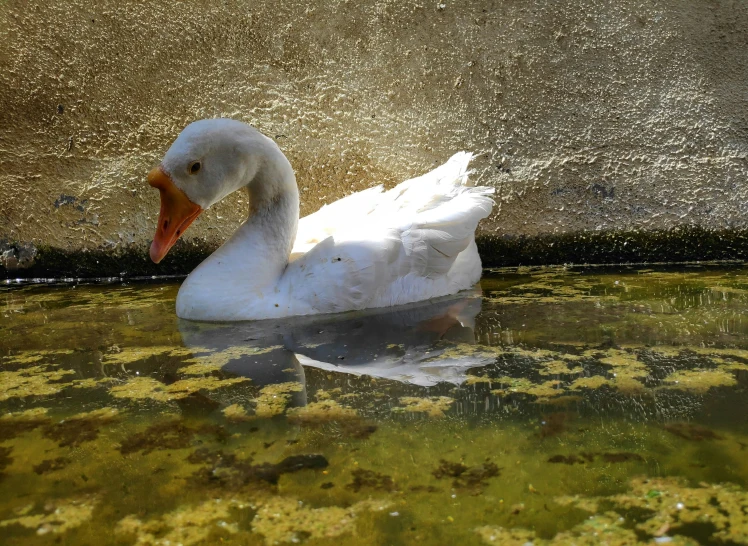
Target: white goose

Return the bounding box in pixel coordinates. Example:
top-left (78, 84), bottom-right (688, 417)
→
top-left (148, 119), bottom-right (494, 321)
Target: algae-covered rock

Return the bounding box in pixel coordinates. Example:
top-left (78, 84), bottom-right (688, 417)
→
top-left (539, 360), bottom-right (583, 376)
top-left (569, 376), bottom-right (612, 390)
top-left (491, 378), bottom-right (563, 401)
top-left (0, 349), bottom-right (73, 367)
top-left (0, 445), bottom-right (12, 475)
top-left (554, 495), bottom-right (600, 513)
top-left (464, 374), bottom-right (494, 385)
top-left (611, 476), bottom-right (748, 543)
top-left (102, 345), bottom-right (198, 367)
top-left (480, 477), bottom-right (748, 545)
top-left (432, 459), bottom-right (501, 494)
top-left (663, 422), bottom-right (722, 442)
top-left (476, 525), bottom-right (537, 545)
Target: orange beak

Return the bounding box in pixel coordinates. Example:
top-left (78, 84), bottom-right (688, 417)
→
top-left (147, 166), bottom-right (203, 264)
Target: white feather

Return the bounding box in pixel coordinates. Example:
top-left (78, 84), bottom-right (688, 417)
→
top-left (284, 152), bottom-right (495, 315)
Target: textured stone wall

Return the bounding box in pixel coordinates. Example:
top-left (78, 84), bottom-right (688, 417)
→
top-left (1, 0), bottom-right (747, 274)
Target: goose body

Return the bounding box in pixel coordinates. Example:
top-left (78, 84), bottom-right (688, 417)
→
top-left (148, 119), bottom-right (494, 321)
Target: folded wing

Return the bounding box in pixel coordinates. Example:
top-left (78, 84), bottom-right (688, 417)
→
top-left (285, 153), bottom-right (495, 313)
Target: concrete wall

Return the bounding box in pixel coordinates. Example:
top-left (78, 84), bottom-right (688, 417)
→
top-left (1, 0), bottom-right (747, 274)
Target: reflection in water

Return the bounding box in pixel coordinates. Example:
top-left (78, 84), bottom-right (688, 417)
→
top-left (1, 265), bottom-right (748, 545)
top-left (177, 288), bottom-right (486, 387)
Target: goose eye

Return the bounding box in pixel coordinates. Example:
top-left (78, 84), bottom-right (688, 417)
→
top-left (189, 161), bottom-right (202, 175)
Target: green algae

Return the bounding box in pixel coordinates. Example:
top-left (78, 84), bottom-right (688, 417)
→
top-left (108, 375), bottom-right (249, 402)
top-left (180, 345), bottom-right (282, 375)
top-left (3, 267), bottom-right (748, 545)
top-left (222, 403), bottom-right (252, 421)
top-left (393, 396), bottom-right (455, 418)
top-left (255, 382), bottom-right (305, 418)
top-left (251, 496), bottom-right (392, 545)
top-left (661, 368), bottom-right (738, 393)
top-left (0, 366), bottom-right (75, 401)
top-left (116, 498), bottom-right (246, 545)
top-left (0, 495), bottom-right (99, 536)
top-left (288, 399), bottom-right (359, 423)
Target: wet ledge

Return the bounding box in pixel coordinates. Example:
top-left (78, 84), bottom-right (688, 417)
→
top-left (477, 226), bottom-right (748, 268)
top-left (2, 226), bottom-right (748, 280)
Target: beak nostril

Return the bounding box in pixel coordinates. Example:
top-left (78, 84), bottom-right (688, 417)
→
top-left (176, 229), bottom-right (181, 236)
top-left (163, 220), bottom-right (169, 230)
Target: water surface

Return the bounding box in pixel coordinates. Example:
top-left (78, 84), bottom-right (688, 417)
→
top-left (1, 265), bottom-right (748, 545)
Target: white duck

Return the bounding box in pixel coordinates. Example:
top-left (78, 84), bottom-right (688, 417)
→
top-left (148, 119), bottom-right (494, 321)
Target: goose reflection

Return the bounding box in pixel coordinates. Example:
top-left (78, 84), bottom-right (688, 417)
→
top-left (176, 289), bottom-right (489, 392)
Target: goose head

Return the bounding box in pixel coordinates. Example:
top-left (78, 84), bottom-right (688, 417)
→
top-left (147, 119), bottom-right (270, 263)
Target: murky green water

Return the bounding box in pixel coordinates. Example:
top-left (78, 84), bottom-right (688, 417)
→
top-left (2, 265), bottom-right (748, 545)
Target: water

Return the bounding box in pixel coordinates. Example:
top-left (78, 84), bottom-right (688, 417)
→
top-left (1, 265), bottom-right (748, 545)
